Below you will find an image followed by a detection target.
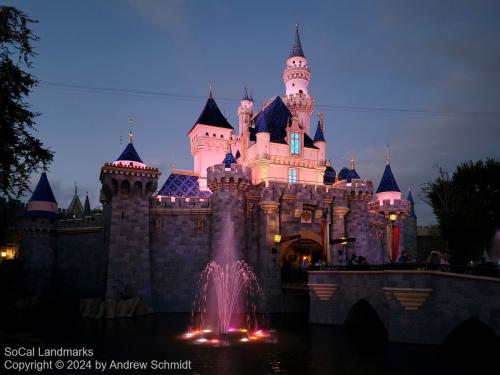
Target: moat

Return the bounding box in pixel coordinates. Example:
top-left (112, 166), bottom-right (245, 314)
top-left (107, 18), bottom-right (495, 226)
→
top-left (3, 313), bottom-right (446, 375)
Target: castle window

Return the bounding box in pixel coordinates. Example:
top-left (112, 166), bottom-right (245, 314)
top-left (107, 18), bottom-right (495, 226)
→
top-left (291, 131), bottom-right (300, 155)
top-left (205, 132), bottom-right (209, 136)
top-left (220, 135), bottom-right (224, 138)
top-left (289, 168), bottom-right (297, 184)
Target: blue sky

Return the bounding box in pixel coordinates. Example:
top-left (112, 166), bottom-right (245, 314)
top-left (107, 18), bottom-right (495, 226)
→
top-left (6, 0), bottom-right (500, 224)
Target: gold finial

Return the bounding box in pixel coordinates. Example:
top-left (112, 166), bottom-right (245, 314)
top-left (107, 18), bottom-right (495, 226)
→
top-left (350, 154), bottom-right (355, 170)
top-left (128, 117), bottom-right (134, 144)
top-left (208, 82), bottom-right (213, 99)
top-left (386, 144), bottom-right (390, 165)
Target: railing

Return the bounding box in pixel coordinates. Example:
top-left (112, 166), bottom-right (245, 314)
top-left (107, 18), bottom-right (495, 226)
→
top-left (282, 263), bottom-right (500, 285)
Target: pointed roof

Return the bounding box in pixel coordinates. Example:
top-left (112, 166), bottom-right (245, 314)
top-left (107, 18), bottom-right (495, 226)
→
top-left (338, 167), bottom-right (350, 181)
top-left (83, 193), bottom-right (91, 216)
top-left (222, 152), bottom-right (237, 168)
top-left (115, 142), bottom-right (144, 164)
top-left (157, 172), bottom-right (211, 198)
top-left (346, 168), bottom-right (360, 182)
top-left (235, 150), bottom-right (241, 160)
top-left (189, 96), bottom-right (233, 133)
top-left (376, 164), bottom-right (401, 193)
top-left (29, 172), bottom-right (57, 204)
top-left (242, 84), bottom-right (251, 101)
top-left (289, 24), bottom-right (305, 58)
top-left (313, 120), bottom-right (325, 142)
top-left (67, 185), bottom-right (83, 217)
top-left (324, 166), bottom-right (336, 185)
top-left (407, 189), bottom-right (417, 218)
top-left (254, 96), bottom-right (291, 141)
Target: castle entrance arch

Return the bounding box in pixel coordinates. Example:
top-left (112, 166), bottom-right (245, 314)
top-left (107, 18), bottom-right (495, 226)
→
top-left (280, 231), bottom-right (323, 268)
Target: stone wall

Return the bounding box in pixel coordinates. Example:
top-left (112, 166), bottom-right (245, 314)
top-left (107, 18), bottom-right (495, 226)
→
top-left (308, 270), bottom-right (500, 344)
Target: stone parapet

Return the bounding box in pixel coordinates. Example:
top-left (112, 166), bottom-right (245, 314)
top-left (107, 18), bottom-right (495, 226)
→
top-left (207, 164), bottom-right (251, 191)
top-left (368, 199), bottom-right (411, 216)
top-left (334, 179), bottom-right (373, 200)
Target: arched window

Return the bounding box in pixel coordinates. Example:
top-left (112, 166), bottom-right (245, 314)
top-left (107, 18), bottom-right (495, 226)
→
top-left (288, 168), bottom-right (297, 184)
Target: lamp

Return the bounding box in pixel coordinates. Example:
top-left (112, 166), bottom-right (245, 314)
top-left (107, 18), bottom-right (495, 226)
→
top-left (389, 213), bottom-right (397, 223)
top-left (1, 251), bottom-right (6, 258)
top-left (272, 234), bottom-right (281, 263)
top-left (274, 234), bottom-right (282, 244)
top-left (389, 213), bottom-right (398, 263)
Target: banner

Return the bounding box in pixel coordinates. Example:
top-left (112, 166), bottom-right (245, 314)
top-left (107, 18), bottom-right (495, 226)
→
top-left (392, 225), bottom-right (400, 262)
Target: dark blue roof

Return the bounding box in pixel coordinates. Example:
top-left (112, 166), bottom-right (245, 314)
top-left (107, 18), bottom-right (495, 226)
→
top-left (376, 164), bottom-right (401, 193)
top-left (158, 173), bottom-right (211, 198)
top-left (190, 96), bottom-right (233, 132)
top-left (223, 152), bottom-right (236, 168)
top-left (289, 25), bottom-right (305, 58)
top-left (254, 97), bottom-right (291, 142)
top-left (407, 189), bottom-right (417, 218)
top-left (303, 133), bottom-right (319, 149)
top-left (313, 120), bottom-right (325, 142)
top-left (235, 150), bottom-right (241, 159)
top-left (338, 167), bottom-right (350, 181)
top-left (323, 166), bottom-right (336, 185)
top-left (346, 168), bottom-right (360, 182)
top-left (116, 143), bottom-right (144, 163)
top-left (29, 173), bottom-right (57, 203)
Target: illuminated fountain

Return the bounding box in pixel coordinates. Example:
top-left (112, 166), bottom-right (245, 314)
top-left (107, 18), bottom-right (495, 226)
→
top-left (183, 215), bottom-right (274, 345)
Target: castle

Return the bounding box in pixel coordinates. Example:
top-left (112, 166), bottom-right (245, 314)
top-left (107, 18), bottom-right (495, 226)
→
top-left (6, 26), bottom-right (417, 314)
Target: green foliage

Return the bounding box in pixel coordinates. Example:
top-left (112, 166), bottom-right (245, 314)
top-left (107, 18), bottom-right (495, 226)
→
top-left (422, 159), bottom-right (500, 263)
top-left (0, 6), bottom-right (53, 198)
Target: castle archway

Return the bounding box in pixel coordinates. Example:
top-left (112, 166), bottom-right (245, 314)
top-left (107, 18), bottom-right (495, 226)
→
top-left (280, 231), bottom-right (323, 268)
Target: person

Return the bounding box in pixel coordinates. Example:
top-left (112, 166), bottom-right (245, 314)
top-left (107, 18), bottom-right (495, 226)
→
top-left (349, 254), bottom-right (358, 266)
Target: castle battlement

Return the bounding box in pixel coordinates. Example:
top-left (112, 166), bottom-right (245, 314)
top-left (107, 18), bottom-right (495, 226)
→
top-left (207, 164), bottom-right (251, 191)
top-left (152, 196), bottom-right (210, 209)
top-left (101, 162), bottom-right (161, 178)
top-left (368, 199), bottom-right (411, 216)
top-left (334, 179), bottom-right (373, 200)
top-left (56, 213), bottom-right (104, 230)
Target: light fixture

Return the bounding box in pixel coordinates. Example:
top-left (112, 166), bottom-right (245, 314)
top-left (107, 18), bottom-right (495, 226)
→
top-left (389, 213), bottom-right (397, 222)
top-left (1, 251), bottom-right (6, 258)
top-left (274, 234), bottom-right (282, 244)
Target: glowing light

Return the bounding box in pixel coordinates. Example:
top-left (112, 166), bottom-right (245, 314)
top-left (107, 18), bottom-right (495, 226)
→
top-left (210, 339), bottom-right (220, 344)
top-left (255, 330), bottom-right (263, 336)
top-left (203, 329), bottom-right (212, 333)
top-left (389, 213), bottom-right (398, 222)
top-left (274, 234), bottom-right (282, 243)
top-left (184, 333), bottom-right (194, 338)
top-left (0, 252), bottom-right (6, 258)
top-left (228, 328), bottom-right (236, 332)
top-left (196, 338), bottom-right (208, 343)
top-left (240, 338), bottom-right (249, 342)
top-left (239, 329), bottom-right (248, 333)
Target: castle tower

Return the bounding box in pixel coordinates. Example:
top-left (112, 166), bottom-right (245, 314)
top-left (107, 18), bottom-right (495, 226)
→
top-left (283, 24), bottom-right (314, 135)
top-left (375, 146), bottom-right (402, 204)
top-left (22, 172), bottom-right (59, 292)
top-left (67, 183), bottom-right (83, 218)
top-left (82, 193), bottom-right (91, 216)
top-left (188, 90), bottom-right (234, 190)
top-left (206, 163), bottom-right (250, 261)
top-left (100, 132), bottom-right (160, 307)
top-left (313, 113), bottom-right (327, 184)
top-left (404, 188), bottom-right (418, 260)
top-left (237, 85), bottom-right (253, 161)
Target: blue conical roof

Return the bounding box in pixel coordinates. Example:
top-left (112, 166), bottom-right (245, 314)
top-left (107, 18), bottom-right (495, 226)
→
top-left (376, 164), bottom-right (401, 193)
top-left (254, 96), bottom-right (291, 140)
top-left (116, 142), bottom-right (144, 164)
top-left (323, 166), bottom-right (336, 185)
top-left (407, 189), bottom-right (417, 218)
top-left (190, 96), bottom-right (233, 132)
top-left (338, 167), bottom-right (350, 181)
top-left (29, 173), bottom-right (57, 203)
top-left (235, 150), bottom-right (241, 160)
top-left (222, 152), bottom-right (237, 168)
top-left (313, 120), bottom-right (325, 142)
top-left (346, 168), bottom-right (360, 182)
top-left (289, 24), bottom-right (305, 58)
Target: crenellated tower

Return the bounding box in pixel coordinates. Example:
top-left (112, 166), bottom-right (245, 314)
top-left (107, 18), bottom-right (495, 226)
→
top-left (100, 132), bottom-right (160, 308)
top-left (283, 24), bottom-right (314, 135)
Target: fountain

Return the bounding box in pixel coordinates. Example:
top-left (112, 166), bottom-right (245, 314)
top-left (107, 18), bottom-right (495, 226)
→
top-left (183, 214), bottom-right (274, 345)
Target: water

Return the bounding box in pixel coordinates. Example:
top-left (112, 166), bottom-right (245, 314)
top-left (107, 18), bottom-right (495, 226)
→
top-left (5, 313), bottom-right (443, 374)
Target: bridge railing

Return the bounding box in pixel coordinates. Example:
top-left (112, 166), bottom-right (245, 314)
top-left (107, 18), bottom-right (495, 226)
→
top-left (282, 263), bottom-right (500, 286)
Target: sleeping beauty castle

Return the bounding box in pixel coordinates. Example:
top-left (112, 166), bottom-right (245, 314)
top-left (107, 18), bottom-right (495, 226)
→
top-left (8, 26), bottom-right (417, 315)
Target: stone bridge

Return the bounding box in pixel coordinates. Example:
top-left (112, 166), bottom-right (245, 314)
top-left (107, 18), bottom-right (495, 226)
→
top-left (308, 270), bottom-right (500, 344)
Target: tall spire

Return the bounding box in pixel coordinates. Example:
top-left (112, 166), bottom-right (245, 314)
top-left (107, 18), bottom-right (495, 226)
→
top-left (407, 188), bottom-right (417, 218)
top-left (386, 144), bottom-right (390, 165)
top-left (313, 113), bottom-right (326, 142)
top-left (350, 154), bottom-right (356, 170)
top-left (208, 82), bottom-right (213, 99)
top-left (289, 24), bottom-right (305, 58)
top-left (128, 117), bottom-right (134, 144)
top-left (242, 82), bottom-right (250, 101)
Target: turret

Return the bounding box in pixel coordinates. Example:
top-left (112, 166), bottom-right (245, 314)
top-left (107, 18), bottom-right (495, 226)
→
top-left (100, 131), bottom-right (160, 309)
top-left (283, 24), bottom-right (314, 135)
top-left (238, 85), bottom-right (253, 136)
top-left (313, 113), bottom-right (326, 161)
top-left (188, 89), bottom-right (234, 190)
top-left (67, 183), bottom-right (83, 218)
top-left (375, 146), bottom-right (402, 204)
top-left (26, 172), bottom-right (58, 219)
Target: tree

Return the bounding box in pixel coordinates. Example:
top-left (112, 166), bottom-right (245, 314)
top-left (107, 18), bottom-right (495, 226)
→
top-left (0, 6), bottom-right (53, 198)
top-left (422, 159), bottom-right (500, 264)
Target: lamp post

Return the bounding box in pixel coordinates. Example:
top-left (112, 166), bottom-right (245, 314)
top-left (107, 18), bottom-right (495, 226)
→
top-left (389, 213), bottom-right (398, 263)
top-left (273, 234), bottom-right (281, 263)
